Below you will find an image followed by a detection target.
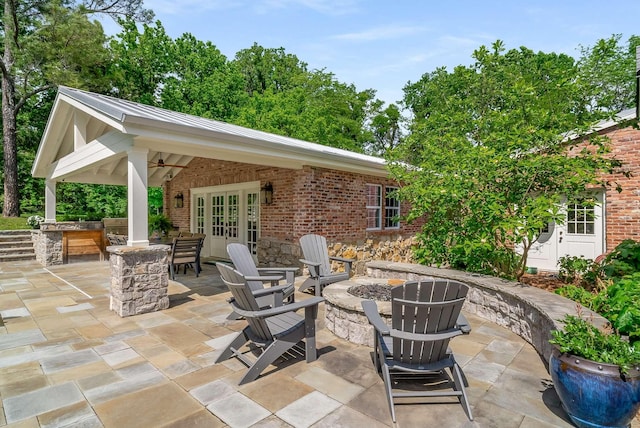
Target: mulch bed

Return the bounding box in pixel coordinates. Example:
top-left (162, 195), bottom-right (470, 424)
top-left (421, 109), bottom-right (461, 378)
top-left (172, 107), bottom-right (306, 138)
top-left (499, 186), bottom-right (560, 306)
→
top-left (519, 273), bottom-right (565, 292)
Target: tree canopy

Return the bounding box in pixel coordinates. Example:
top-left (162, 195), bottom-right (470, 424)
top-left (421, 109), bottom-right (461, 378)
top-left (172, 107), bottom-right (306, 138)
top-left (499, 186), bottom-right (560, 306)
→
top-left (390, 39), bottom-right (636, 279)
top-left (1, 0), bottom-right (153, 217)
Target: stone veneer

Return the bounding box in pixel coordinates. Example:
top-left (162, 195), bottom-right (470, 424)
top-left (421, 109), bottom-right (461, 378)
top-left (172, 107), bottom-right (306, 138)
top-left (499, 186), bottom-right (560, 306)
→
top-left (323, 277), bottom-right (394, 347)
top-left (363, 261), bottom-right (608, 361)
top-left (258, 235), bottom-right (417, 275)
top-left (107, 245), bottom-right (171, 317)
top-left (31, 229), bottom-right (63, 266)
top-left (31, 221), bottom-right (103, 266)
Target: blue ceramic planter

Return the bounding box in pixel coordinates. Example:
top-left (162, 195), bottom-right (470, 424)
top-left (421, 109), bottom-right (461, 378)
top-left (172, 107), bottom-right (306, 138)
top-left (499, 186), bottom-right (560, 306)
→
top-left (550, 347), bottom-right (640, 428)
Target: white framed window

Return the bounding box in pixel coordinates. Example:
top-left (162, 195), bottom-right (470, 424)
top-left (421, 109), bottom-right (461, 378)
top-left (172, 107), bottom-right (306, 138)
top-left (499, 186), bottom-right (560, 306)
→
top-left (567, 200), bottom-right (595, 235)
top-left (385, 186), bottom-right (400, 229)
top-left (366, 184), bottom-right (382, 230)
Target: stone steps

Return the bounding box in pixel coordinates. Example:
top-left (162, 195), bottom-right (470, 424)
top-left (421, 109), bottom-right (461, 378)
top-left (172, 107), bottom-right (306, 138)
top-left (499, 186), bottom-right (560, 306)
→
top-left (0, 230), bottom-right (36, 262)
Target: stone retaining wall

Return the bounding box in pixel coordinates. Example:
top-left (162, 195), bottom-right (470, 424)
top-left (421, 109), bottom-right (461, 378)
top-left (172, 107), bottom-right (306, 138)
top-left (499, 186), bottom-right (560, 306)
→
top-left (258, 235), bottom-right (416, 275)
top-left (365, 261), bottom-right (608, 361)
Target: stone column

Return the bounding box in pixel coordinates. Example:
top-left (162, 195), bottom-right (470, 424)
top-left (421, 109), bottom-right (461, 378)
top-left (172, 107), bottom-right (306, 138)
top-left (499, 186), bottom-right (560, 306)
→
top-left (107, 244), bottom-right (171, 317)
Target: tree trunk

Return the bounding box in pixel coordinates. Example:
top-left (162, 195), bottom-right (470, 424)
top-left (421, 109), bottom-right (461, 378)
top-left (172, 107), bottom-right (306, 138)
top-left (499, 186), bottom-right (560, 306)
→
top-left (2, 83), bottom-right (19, 217)
top-left (2, 0), bottom-right (20, 217)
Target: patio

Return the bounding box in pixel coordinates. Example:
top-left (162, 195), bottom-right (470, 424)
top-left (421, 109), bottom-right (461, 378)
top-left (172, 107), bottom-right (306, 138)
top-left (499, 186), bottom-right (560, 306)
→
top-left (0, 259), bottom-right (579, 427)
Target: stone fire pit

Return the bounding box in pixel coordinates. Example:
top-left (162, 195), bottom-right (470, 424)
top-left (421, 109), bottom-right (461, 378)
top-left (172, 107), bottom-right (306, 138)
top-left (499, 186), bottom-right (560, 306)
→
top-left (323, 277), bottom-right (411, 347)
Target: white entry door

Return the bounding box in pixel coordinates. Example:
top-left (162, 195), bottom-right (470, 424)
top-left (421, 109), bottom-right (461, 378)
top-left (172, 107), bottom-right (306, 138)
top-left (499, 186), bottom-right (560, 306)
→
top-left (527, 194), bottom-right (604, 271)
top-left (191, 183), bottom-right (260, 260)
top-left (209, 192), bottom-right (241, 259)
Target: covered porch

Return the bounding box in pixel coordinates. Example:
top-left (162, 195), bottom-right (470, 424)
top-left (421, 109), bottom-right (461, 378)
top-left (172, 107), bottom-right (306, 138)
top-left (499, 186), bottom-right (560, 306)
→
top-left (31, 86), bottom-right (387, 249)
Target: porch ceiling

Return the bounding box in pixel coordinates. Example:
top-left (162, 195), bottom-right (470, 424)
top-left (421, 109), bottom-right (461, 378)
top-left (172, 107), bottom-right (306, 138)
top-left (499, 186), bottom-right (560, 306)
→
top-left (32, 87), bottom-right (388, 188)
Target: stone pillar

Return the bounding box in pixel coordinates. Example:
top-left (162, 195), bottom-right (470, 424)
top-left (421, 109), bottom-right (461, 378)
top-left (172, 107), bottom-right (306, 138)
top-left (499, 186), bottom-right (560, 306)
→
top-left (107, 244), bottom-right (171, 317)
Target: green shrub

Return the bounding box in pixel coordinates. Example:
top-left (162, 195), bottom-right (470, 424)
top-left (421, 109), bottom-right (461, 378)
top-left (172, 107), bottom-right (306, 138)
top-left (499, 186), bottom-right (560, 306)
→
top-left (555, 285), bottom-right (598, 309)
top-left (551, 314), bottom-right (640, 374)
top-left (602, 239), bottom-right (640, 279)
top-left (149, 214), bottom-right (172, 236)
top-left (599, 273), bottom-right (640, 343)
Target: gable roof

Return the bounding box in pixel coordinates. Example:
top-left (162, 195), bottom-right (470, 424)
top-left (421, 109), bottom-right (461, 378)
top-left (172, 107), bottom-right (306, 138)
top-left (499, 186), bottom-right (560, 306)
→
top-left (32, 86), bottom-right (388, 187)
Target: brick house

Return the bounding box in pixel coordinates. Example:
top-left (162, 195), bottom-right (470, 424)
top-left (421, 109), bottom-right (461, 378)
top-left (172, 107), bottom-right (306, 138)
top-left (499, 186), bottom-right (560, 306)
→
top-left (32, 87), bottom-right (420, 271)
top-left (527, 108), bottom-right (640, 271)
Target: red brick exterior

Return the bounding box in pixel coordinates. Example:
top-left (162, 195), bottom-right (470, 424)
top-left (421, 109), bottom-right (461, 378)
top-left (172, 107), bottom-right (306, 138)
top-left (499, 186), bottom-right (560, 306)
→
top-left (598, 125), bottom-right (640, 251)
top-left (162, 157), bottom-right (421, 265)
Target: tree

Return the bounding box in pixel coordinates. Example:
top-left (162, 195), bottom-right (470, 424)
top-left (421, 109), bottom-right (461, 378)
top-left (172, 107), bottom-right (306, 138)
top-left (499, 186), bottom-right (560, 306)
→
top-left (576, 34), bottom-right (640, 114)
top-left (1, 0), bottom-right (152, 217)
top-left (108, 19), bottom-right (171, 105)
top-left (233, 46), bottom-right (382, 153)
top-left (391, 41), bottom-right (624, 280)
top-left (160, 33), bottom-right (246, 121)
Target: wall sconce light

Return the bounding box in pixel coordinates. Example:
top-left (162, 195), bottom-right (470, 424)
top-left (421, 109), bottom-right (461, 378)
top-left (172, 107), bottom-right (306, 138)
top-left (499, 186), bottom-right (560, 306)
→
top-left (174, 192), bottom-right (184, 208)
top-left (260, 182), bottom-right (273, 205)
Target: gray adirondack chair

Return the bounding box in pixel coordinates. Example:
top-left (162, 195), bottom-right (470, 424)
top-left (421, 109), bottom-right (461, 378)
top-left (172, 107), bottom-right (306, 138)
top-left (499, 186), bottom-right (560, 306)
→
top-left (215, 263), bottom-right (324, 385)
top-left (169, 237), bottom-right (203, 280)
top-left (227, 243), bottom-right (297, 305)
top-left (362, 279), bottom-right (473, 422)
top-left (299, 234), bottom-right (354, 296)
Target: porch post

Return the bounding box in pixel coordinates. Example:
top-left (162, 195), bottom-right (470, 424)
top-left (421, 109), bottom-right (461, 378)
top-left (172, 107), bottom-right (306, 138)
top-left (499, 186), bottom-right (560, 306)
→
top-left (44, 179), bottom-right (56, 222)
top-left (127, 147), bottom-right (149, 246)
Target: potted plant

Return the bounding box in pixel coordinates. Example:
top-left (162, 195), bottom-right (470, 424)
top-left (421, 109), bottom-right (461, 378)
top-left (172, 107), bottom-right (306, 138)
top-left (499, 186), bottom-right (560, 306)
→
top-left (549, 310), bottom-right (640, 428)
top-left (148, 214), bottom-right (172, 238)
top-left (26, 215), bottom-right (44, 229)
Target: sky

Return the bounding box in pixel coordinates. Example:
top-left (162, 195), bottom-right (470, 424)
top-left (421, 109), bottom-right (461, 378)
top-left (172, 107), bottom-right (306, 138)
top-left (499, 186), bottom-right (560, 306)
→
top-left (102, 0), bottom-right (640, 106)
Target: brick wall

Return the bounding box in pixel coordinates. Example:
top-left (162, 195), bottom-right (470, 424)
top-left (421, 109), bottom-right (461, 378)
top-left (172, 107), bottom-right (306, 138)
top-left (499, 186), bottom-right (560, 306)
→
top-left (598, 125), bottom-right (640, 251)
top-left (163, 158), bottom-right (421, 264)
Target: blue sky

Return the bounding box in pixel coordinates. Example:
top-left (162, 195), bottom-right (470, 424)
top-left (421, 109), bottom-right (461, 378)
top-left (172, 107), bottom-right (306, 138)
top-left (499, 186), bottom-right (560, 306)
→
top-left (103, 0), bottom-right (640, 105)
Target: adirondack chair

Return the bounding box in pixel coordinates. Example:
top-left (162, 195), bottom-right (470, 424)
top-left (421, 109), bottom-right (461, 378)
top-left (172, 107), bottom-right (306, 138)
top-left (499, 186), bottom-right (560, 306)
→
top-left (215, 263), bottom-right (324, 385)
top-left (169, 237), bottom-right (203, 280)
top-left (298, 234), bottom-right (355, 296)
top-left (362, 279), bottom-right (473, 422)
top-left (227, 243), bottom-right (297, 305)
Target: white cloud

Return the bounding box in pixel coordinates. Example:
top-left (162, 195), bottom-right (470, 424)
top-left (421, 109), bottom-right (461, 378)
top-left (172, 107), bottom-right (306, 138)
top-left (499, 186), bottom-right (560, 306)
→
top-left (332, 24), bottom-right (427, 42)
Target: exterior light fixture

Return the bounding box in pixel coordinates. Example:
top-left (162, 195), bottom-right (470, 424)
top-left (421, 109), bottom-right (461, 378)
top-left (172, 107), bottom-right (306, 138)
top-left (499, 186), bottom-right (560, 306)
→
top-left (174, 192), bottom-right (184, 208)
top-left (260, 182), bottom-right (273, 205)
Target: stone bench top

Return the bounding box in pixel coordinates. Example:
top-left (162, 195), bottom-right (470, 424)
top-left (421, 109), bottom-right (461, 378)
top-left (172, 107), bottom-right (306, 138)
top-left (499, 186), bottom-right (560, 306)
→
top-left (364, 260), bottom-right (608, 361)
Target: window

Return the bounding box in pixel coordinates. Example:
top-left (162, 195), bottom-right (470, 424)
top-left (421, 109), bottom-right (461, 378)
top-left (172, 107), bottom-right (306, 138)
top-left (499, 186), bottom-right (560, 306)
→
top-left (385, 186), bottom-right (400, 228)
top-left (567, 201), bottom-right (595, 235)
top-left (366, 184), bottom-right (382, 229)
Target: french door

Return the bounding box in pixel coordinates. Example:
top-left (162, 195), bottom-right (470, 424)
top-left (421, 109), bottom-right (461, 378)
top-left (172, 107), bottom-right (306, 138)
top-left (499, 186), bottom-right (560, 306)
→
top-left (191, 183), bottom-right (260, 259)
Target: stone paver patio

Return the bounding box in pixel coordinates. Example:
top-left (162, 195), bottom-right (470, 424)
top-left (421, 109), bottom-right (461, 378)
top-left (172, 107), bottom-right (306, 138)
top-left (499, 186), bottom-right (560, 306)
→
top-left (0, 259), bottom-right (623, 427)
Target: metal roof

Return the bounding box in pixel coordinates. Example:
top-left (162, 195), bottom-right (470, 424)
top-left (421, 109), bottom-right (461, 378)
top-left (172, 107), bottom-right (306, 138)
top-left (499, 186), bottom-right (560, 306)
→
top-left (32, 86), bottom-right (389, 187)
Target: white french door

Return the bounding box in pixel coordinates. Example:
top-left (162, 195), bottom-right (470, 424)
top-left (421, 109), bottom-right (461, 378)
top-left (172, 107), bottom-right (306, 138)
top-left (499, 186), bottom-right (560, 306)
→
top-left (191, 183), bottom-right (260, 259)
top-left (209, 191), bottom-right (241, 259)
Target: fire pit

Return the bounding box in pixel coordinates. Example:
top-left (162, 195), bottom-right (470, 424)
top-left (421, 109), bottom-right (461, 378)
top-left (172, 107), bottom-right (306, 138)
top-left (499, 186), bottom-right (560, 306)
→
top-left (323, 277), bottom-right (419, 346)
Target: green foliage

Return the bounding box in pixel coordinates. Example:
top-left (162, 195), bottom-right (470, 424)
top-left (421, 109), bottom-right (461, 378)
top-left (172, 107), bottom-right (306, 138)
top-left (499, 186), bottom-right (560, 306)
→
top-left (557, 255), bottom-right (603, 286)
top-left (148, 214), bottom-right (172, 235)
top-left (56, 183), bottom-right (127, 219)
top-left (391, 40), bottom-right (623, 279)
top-left (555, 285), bottom-right (601, 309)
top-left (598, 274), bottom-right (640, 342)
top-left (550, 314), bottom-right (640, 374)
top-left (576, 34), bottom-right (640, 114)
top-left (602, 239), bottom-right (640, 279)
top-left (2, 0), bottom-right (151, 216)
